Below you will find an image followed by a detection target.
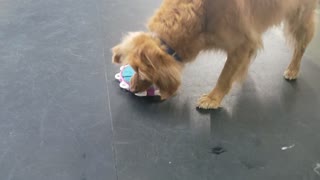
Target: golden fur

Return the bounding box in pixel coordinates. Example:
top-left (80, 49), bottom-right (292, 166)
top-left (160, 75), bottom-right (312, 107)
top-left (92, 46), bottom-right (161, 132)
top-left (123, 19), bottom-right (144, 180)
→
top-left (112, 0), bottom-right (318, 109)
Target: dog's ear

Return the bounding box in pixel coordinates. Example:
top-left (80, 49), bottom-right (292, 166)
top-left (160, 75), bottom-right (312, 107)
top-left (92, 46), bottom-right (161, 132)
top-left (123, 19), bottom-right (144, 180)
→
top-left (155, 65), bottom-right (181, 100)
top-left (140, 48), bottom-right (181, 99)
top-left (111, 45), bottom-right (122, 64)
top-left (154, 54), bottom-right (181, 99)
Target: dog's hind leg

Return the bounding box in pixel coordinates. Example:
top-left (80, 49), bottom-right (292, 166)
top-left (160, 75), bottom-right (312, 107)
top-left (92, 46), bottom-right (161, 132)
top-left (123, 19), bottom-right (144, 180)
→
top-left (197, 44), bottom-right (257, 109)
top-left (283, 6), bottom-right (317, 80)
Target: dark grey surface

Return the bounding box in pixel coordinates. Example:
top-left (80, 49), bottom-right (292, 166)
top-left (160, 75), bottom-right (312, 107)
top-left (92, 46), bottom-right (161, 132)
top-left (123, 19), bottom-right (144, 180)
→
top-left (1, 0), bottom-right (320, 180)
top-left (0, 0), bottom-right (116, 180)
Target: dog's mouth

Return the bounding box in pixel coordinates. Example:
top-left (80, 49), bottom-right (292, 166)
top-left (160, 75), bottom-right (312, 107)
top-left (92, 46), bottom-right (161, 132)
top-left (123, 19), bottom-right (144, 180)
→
top-left (130, 87), bottom-right (142, 94)
top-left (130, 79), bottom-right (153, 93)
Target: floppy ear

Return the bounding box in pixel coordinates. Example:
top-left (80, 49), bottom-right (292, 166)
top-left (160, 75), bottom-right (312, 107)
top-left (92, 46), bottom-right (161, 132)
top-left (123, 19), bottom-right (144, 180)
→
top-left (137, 44), bottom-right (182, 99)
top-left (155, 63), bottom-right (181, 99)
top-left (146, 51), bottom-right (181, 100)
top-left (111, 45), bottom-right (122, 64)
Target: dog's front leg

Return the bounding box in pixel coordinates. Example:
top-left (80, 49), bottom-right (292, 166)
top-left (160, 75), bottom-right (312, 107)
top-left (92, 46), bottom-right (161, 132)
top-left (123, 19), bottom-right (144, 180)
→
top-left (197, 47), bottom-right (255, 109)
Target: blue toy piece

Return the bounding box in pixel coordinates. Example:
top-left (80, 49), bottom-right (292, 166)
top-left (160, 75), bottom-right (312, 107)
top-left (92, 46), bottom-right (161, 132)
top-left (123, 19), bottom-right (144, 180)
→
top-left (115, 65), bottom-right (160, 96)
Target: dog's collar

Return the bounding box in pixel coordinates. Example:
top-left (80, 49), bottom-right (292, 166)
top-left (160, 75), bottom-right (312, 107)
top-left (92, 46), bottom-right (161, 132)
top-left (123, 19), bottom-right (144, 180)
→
top-left (151, 33), bottom-right (182, 62)
top-left (159, 39), bottom-right (182, 62)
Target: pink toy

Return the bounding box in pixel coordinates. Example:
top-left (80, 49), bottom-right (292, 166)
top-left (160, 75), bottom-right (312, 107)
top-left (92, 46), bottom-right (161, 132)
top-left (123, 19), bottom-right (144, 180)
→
top-left (115, 65), bottom-right (160, 97)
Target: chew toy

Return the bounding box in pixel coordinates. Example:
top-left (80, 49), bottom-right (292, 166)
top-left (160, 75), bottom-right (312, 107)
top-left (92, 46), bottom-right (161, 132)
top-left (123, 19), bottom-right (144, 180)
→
top-left (115, 65), bottom-right (160, 96)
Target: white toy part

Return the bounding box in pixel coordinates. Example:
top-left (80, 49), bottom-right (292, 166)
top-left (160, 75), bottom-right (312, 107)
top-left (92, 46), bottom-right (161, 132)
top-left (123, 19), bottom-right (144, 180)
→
top-left (135, 91), bottom-right (147, 96)
top-left (115, 73), bottom-right (121, 81)
top-left (119, 81), bottom-right (130, 90)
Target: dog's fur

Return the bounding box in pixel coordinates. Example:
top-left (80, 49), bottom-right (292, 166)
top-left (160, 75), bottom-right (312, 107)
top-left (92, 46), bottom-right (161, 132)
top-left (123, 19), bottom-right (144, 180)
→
top-left (112, 0), bottom-right (318, 109)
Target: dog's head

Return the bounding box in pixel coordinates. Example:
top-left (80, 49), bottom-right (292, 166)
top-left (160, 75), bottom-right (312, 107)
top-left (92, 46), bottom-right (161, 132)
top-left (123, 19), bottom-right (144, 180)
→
top-left (112, 32), bottom-right (182, 99)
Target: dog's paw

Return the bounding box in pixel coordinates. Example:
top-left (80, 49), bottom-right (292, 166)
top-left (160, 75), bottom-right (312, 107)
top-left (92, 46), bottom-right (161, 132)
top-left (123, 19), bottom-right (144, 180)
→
top-left (197, 94), bottom-right (221, 109)
top-left (284, 69), bottom-right (299, 80)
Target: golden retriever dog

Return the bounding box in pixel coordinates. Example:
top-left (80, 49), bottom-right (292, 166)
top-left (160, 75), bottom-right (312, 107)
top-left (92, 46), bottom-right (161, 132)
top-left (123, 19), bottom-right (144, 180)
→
top-left (112, 0), bottom-right (318, 109)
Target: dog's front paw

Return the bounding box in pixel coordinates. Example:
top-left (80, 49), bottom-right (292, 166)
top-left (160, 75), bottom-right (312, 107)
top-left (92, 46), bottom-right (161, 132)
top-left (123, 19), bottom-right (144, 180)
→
top-left (284, 69), bottom-right (299, 80)
top-left (197, 94), bottom-right (221, 109)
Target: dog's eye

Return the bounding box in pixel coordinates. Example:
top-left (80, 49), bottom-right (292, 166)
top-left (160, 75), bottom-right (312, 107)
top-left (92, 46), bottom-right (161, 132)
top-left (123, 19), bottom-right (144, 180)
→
top-left (129, 64), bottom-right (137, 72)
top-left (131, 65), bottom-right (138, 72)
top-left (138, 71), bottom-right (148, 81)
